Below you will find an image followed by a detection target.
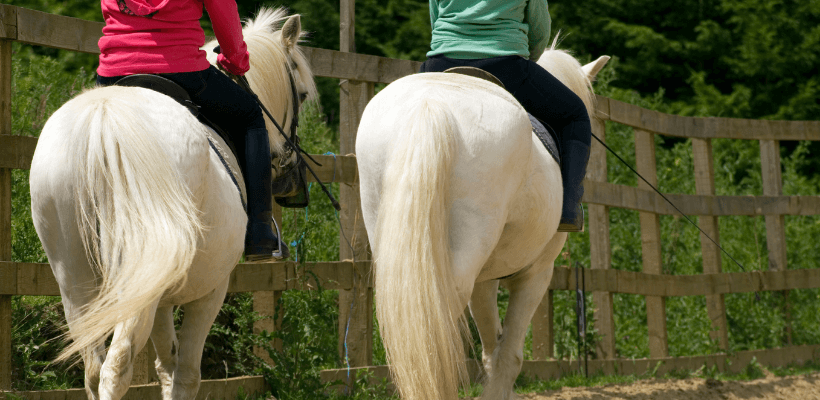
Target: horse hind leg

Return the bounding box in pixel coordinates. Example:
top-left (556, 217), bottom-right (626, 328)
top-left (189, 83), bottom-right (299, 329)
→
top-left (168, 278), bottom-right (229, 400)
top-left (469, 279), bottom-right (502, 380)
top-left (480, 235), bottom-right (563, 400)
top-left (150, 305), bottom-right (179, 399)
top-left (98, 301), bottom-right (159, 400)
top-left (79, 340), bottom-right (106, 400)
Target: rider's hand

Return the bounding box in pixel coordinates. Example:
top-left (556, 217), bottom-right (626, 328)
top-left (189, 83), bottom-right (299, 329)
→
top-left (217, 50), bottom-right (250, 76)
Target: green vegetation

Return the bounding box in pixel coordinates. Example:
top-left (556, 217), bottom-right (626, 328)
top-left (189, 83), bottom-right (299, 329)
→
top-left (6, 0), bottom-right (820, 397)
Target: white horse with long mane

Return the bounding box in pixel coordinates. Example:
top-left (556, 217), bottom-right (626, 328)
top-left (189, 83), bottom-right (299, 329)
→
top-left (29, 8), bottom-right (315, 400)
top-left (356, 43), bottom-right (609, 400)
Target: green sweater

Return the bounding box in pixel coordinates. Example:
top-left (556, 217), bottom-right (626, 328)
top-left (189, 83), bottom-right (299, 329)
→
top-left (427, 0), bottom-right (551, 60)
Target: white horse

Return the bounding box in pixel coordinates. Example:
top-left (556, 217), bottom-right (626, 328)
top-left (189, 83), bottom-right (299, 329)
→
top-left (29, 8), bottom-right (315, 400)
top-left (356, 43), bottom-right (609, 400)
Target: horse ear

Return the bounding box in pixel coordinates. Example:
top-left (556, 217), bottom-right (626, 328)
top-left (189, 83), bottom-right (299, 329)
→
top-left (281, 15), bottom-right (302, 49)
top-left (582, 55), bottom-right (610, 81)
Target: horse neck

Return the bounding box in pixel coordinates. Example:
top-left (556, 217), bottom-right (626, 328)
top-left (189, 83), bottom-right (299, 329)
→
top-left (247, 62), bottom-right (294, 156)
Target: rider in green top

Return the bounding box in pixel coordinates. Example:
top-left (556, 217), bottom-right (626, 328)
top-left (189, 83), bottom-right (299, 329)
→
top-left (428, 0), bottom-right (550, 60)
top-left (421, 0), bottom-right (591, 232)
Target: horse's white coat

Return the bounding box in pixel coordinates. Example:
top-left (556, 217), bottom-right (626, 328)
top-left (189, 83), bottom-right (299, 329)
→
top-left (29, 8), bottom-right (315, 400)
top-left (357, 46), bottom-right (609, 400)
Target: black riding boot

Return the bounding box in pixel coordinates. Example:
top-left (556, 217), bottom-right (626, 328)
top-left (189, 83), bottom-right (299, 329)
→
top-left (244, 128), bottom-right (290, 261)
top-left (557, 139), bottom-right (590, 232)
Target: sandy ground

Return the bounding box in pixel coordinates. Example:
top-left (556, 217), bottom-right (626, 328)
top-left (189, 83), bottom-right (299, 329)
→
top-left (515, 371), bottom-right (820, 400)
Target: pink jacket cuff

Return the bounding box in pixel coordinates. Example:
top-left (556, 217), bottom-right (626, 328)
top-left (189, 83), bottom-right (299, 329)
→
top-left (217, 51), bottom-right (250, 76)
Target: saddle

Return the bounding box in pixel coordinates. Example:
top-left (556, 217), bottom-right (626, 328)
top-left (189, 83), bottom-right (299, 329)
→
top-left (443, 67), bottom-right (560, 164)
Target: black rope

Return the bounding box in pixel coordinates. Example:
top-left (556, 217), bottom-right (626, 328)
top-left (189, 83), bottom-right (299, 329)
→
top-left (590, 131), bottom-right (747, 272)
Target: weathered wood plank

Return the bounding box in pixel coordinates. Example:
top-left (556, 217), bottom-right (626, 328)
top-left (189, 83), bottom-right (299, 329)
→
top-left (0, 261), bottom-right (362, 295)
top-left (321, 345), bottom-right (820, 385)
top-left (0, 135), bottom-right (37, 169)
top-left (321, 360), bottom-right (483, 388)
top-left (0, 6), bottom-right (17, 40)
top-left (531, 290), bottom-right (554, 360)
top-left (9, 136), bottom-right (820, 218)
top-left (634, 129), bottom-right (668, 359)
top-left (692, 138), bottom-right (729, 351)
top-left (587, 117), bottom-right (615, 360)
top-left (598, 96), bottom-right (820, 141)
top-left (0, 134), bottom-right (360, 182)
top-left (305, 153), bottom-right (358, 184)
top-left (337, 1), bottom-right (375, 369)
top-left (760, 139), bottom-right (791, 345)
top-left (583, 181), bottom-right (820, 216)
top-left (0, 38), bottom-right (13, 391)
top-left (302, 46), bottom-right (419, 84)
top-left (15, 7), bottom-right (103, 54)
top-left (4, 261), bottom-right (820, 297)
top-left (521, 344), bottom-right (820, 380)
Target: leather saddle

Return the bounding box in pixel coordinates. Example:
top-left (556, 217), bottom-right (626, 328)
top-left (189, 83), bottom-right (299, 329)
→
top-left (443, 67), bottom-right (560, 164)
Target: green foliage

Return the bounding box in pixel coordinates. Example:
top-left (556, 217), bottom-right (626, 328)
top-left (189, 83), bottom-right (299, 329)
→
top-left (11, 296), bottom-right (83, 390)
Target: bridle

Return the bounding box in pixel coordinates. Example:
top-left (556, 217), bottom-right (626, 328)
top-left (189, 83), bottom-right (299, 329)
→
top-left (223, 49), bottom-right (340, 211)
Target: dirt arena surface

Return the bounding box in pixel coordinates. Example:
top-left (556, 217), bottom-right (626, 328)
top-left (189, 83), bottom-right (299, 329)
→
top-left (515, 371), bottom-right (820, 400)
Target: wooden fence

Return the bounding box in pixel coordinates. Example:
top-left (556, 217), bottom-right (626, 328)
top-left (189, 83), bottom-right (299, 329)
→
top-left (3, 3), bottom-right (820, 398)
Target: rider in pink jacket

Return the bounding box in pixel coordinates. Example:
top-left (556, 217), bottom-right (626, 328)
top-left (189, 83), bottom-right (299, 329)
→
top-left (96, 0), bottom-right (289, 261)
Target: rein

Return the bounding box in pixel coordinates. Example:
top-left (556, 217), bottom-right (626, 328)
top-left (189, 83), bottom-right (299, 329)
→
top-left (589, 131), bottom-right (747, 272)
top-left (215, 46), bottom-right (341, 211)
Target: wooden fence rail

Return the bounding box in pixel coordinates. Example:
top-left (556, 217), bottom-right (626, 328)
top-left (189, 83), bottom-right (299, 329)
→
top-left (2, 3), bottom-right (820, 397)
top-left (5, 260), bottom-right (820, 298)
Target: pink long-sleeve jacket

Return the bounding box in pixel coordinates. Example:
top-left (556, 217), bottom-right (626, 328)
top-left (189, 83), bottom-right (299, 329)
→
top-left (97, 0), bottom-right (250, 77)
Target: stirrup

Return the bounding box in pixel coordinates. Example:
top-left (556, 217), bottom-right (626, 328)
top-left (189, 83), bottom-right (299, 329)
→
top-left (557, 205), bottom-right (585, 233)
top-left (245, 217), bottom-right (289, 261)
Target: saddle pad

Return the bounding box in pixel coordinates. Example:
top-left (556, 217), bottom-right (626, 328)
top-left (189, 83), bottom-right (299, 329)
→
top-left (529, 114), bottom-right (560, 164)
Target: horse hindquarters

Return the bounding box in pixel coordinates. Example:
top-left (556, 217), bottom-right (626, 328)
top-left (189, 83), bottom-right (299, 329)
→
top-left (363, 98), bottom-right (468, 400)
top-left (30, 87), bottom-right (205, 396)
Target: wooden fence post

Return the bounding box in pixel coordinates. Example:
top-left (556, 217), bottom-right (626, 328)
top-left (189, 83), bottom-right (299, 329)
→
top-left (634, 129), bottom-right (668, 358)
top-left (253, 206), bottom-right (284, 365)
top-left (692, 138), bottom-right (729, 351)
top-left (531, 291), bottom-right (553, 360)
top-left (760, 139), bottom-right (791, 345)
top-left (1, 36), bottom-right (14, 391)
top-left (588, 117), bottom-right (615, 360)
top-left (337, 0), bottom-right (374, 369)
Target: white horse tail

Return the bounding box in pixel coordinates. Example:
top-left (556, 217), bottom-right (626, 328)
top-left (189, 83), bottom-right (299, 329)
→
top-left (57, 89), bottom-right (203, 361)
top-left (374, 98), bottom-right (469, 400)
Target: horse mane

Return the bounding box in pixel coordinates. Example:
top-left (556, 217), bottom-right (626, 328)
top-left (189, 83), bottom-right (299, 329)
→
top-left (242, 7), bottom-right (316, 96)
top-left (536, 34), bottom-right (596, 120)
top-left (205, 7), bottom-right (317, 155)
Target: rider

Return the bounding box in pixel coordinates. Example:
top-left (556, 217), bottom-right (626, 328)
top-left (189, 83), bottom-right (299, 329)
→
top-left (95, 0), bottom-right (288, 260)
top-left (420, 0), bottom-right (591, 232)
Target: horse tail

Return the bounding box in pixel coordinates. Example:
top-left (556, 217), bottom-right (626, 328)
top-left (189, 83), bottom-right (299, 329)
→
top-left (57, 89), bottom-right (203, 361)
top-left (374, 99), bottom-right (469, 400)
